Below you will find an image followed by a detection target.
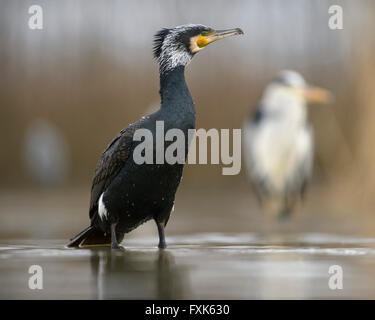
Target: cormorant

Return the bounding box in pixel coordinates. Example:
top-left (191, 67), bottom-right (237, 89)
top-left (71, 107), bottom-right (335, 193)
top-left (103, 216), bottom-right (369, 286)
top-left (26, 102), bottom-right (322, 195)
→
top-left (243, 70), bottom-right (331, 219)
top-left (67, 24), bottom-right (243, 249)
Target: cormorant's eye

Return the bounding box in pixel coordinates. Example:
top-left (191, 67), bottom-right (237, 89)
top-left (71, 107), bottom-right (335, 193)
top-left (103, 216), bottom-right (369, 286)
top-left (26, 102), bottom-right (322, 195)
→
top-left (201, 31), bottom-right (207, 36)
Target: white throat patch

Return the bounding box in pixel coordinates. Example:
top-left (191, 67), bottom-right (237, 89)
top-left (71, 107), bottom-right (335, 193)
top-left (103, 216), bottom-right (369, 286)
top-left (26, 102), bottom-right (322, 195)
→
top-left (159, 43), bottom-right (192, 73)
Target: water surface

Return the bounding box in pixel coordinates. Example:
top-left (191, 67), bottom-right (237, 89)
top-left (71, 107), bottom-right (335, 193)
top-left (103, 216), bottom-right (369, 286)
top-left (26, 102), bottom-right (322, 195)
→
top-left (1, 233), bottom-right (375, 299)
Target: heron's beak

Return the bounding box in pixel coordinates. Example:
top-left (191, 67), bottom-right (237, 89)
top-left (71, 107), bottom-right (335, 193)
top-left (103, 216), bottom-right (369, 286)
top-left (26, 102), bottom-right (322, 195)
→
top-left (302, 86), bottom-right (333, 104)
top-left (197, 28), bottom-right (244, 48)
top-left (289, 86), bottom-right (332, 104)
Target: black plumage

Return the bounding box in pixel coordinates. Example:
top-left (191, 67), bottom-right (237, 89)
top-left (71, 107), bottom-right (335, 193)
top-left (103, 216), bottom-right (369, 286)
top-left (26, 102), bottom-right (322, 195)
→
top-left (67, 24), bottom-right (243, 249)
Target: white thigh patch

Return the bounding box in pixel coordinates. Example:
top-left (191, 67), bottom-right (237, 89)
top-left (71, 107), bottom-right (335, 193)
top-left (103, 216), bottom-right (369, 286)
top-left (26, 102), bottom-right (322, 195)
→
top-left (98, 193), bottom-right (108, 220)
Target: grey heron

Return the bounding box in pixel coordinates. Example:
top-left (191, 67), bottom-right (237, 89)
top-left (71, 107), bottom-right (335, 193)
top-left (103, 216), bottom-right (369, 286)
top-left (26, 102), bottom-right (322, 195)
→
top-left (243, 70), bottom-right (331, 219)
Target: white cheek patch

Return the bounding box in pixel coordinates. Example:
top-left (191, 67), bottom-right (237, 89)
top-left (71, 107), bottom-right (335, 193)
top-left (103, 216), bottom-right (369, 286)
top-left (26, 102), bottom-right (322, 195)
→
top-left (158, 30), bottom-right (194, 73)
top-left (168, 49), bottom-right (192, 69)
top-left (98, 193), bottom-right (108, 220)
top-left (190, 35), bottom-right (204, 53)
top-left (159, 48), bottom-right (192, 73)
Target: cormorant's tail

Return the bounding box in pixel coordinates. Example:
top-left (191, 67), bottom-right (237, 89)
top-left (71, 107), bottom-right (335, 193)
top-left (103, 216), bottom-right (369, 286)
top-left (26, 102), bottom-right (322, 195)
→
top-left (66, 226), bottom-right (112, 248)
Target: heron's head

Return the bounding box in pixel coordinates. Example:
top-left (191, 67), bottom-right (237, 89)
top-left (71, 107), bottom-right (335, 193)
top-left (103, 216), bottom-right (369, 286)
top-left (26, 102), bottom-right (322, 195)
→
top-left (153, 24), bottom-right (243, 74)
top-left (262, 70), bottom-right (332, 122)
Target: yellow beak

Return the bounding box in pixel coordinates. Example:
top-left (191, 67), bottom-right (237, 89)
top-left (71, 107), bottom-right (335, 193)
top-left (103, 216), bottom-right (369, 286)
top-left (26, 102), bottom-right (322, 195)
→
top-left (197, 28), bottom-right (244, 48)
top-left (302, 86), bottom-right (333, 104)
top-left (289, 86), bottom-right (333, 104)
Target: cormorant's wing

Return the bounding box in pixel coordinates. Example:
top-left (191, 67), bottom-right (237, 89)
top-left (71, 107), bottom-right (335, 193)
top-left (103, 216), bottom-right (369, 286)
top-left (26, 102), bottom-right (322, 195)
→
top-left (89, 121), bottom-right (143, 220)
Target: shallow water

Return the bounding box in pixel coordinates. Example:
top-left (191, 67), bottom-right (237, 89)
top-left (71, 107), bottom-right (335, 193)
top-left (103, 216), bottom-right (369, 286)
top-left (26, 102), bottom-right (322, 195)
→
top-left (1, 233), bottom-right (375, 299)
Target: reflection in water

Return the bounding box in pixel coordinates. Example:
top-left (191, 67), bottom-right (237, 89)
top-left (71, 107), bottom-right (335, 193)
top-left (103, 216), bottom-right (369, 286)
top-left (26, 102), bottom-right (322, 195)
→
top-left (90, 249), bottom-right (188, 299)
top-left (1, 234), bottom-right (375, 299)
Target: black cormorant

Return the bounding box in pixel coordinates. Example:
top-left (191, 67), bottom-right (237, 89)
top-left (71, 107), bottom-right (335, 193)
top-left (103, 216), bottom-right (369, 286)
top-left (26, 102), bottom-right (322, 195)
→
top-left (243, 70), bottom-right (331, 219)
top-left (67, 24), bottom-right (243, 249)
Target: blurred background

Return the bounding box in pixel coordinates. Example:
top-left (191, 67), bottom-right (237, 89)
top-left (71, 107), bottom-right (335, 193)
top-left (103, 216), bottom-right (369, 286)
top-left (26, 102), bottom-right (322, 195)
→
top-left (1, 0), bottom-right (375, 240)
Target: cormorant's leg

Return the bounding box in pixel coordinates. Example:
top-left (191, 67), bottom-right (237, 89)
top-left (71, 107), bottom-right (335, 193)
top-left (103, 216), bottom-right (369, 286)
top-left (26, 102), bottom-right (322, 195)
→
top-left (155, 220), bottom-right (167, 249)
top-left (110, 223), bottom-right (121, 249)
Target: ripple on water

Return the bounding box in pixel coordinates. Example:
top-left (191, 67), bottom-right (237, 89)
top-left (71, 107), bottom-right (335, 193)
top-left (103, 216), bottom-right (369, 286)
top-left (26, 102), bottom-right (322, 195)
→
top-left (1, 233), bottom-right (375, 258)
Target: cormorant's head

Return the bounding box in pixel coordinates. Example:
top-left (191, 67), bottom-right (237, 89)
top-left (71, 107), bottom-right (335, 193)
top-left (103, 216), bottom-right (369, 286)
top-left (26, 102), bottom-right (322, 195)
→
top-left (153, 24), bottom-right (243, 73)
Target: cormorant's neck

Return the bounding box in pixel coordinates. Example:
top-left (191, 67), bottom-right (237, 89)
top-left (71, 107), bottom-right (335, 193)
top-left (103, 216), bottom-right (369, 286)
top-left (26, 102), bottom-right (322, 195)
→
top-left (159, 65), bottom-right (194, 114)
